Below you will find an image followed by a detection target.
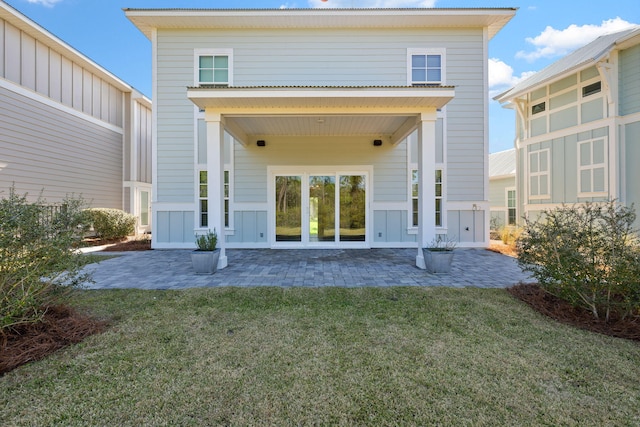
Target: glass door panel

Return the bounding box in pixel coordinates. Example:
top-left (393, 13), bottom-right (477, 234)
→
top-left (309, 175), bottom-right (335, 242)
top-left (339, 175), bottom-right (366, 242)
top-left (275, 176), bottom-right (302, 242)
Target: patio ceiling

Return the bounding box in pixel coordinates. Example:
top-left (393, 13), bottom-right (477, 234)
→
top-left (187, 86), bottom-right (455, 143)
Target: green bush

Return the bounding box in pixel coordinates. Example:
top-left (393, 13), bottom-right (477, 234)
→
top-left (517, 201), bottom-right (640, 321)
top-left (85, 208), bottom-right (136, 240)
top-left (0, 189), bottom-right (90, 333)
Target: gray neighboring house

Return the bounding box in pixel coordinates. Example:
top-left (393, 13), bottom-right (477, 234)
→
top-left (496, 27), bottom-right (640, 224)
top-left (0, 1), bottom-right (152, 233)
top-left (125, 7), bottom-right (516, 269)
top-left (489, 148), bottom-right (516, 228)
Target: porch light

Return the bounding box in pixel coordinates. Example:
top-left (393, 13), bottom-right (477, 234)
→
top-left (373, 139), bottom-right (382, 146)
top-left (257, 140), bottom-right (266, 147)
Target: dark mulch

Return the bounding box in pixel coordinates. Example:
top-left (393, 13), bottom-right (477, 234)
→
top-left (508, 283), bottom-right (640, 342)
top-left (82, 236), bottom-right (152, 251)
top-left (0, 306), bottom-right (108, 376)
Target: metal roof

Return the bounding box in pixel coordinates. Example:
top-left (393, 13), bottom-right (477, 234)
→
top-left (489, 148), bottom-right (516, 178)
top-left (495, 27), bottom-right (640, 103)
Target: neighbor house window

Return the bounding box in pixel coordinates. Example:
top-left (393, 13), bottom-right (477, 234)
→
top-left (579, 138), bottom-right (607, 194)
top-left (507, 189), bottom-right (516, 226)
top-left (582, 81), bottom-right (601, 97)
top-left (435, 169), bottom-right (443, 227)
top-left (195, 49), bottom-right (233, 86)
top-left (531, 102), bottom-right (546, 115)
top-left (529, 149), bottom-right (550, 198)
top-left (198, 169), bottom-right (231, 228)
top-left (140, 191), bottom-right (149, 226)
top-left (408, 49), bottom-right (444, 86)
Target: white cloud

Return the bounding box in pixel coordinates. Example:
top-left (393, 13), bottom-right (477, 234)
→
top-left (488, 58), bottom-right (536, 98)
top-left (309, 0), bottom-right (435, 8)
top-left (516, 17), bottom-right (638, 62)
top-left (26, 0), bottom-right (62, 7)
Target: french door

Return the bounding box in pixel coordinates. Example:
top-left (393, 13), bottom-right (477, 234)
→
top-left (273, 170), bottom-right (368, 247)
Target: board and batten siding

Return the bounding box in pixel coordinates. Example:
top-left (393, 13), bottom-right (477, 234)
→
top-left (155, 27), bottom-right (488, 204)
top-left (0, 84), bottom-right (123, 208)
top-left (620, 44), bottom-right (640, 116)
top-left (0, 17), bottom-right (124, 128)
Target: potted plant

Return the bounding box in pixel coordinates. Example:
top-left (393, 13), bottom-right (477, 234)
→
top-left (191, 229), bottom-right (219, 274)
top-left (423, 235), bottom-right (456, 274)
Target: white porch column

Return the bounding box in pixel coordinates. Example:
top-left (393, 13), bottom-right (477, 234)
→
top-left (204, 110), bottom-right (227, 269)
top-left (416, 111), bottom-right (437, 269)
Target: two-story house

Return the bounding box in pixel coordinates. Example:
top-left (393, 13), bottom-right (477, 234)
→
top-left (496, 27), bottom-right (640, 225)
top-left (125, 7), bottom-right (516, 269)
top-left (0, 2), bottom-right (153, 233)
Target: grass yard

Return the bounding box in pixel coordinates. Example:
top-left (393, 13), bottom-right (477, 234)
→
top-left (1, 286), bottom-right (639, 426)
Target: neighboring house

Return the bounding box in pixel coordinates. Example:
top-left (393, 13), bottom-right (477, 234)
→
top-left (125, 7), bottom-right (516, 268)
top-left (496, 27), bottom-right (640, 225)
top-left (489, 148), bottom-right (517, 228)
top-left (0, 2), bottom-right (152, 233)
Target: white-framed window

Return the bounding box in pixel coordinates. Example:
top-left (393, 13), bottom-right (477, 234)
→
top-left (407, 49), bottom-right (445, 86)
top-left (410, 168), bottom-right (444, 227)
top-left (194, 49), bottom-right (233, 86)
top-left (506, 188), bottom-right (516, 226)
top-left (579, 138), bottom-right (607, 195)
top-left (529, 149), bottom-right (550, 199)
top-left (435, 169), bottom-right (443, 227)
top-left (198, 169), bottom-right (231, 228)
top-left (411, 168), bottom-right (419, 227)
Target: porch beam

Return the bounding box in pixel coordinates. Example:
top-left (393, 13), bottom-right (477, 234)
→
top-left (204, 110), bottom-right (228, 269)
top-left (390, 116), bottom-right (418, 146)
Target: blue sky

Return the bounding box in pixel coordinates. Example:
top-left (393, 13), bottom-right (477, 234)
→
top-left (4, 0), bottom-right (639, 153)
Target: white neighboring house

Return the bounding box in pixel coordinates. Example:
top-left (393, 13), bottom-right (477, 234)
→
top-left (496, 27), bottom-right (640, 225)
top-left (125, 7), bottom-right (516, 268)
top-left (0, 2), bottom-right (152, 233)
top-left (489, 148), bottom-right (517, 228)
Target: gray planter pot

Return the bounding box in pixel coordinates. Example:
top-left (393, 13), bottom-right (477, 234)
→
top-left (191, 249), bottom-right (220, 274)
top-left (423, 248), bottom-right (454, 274)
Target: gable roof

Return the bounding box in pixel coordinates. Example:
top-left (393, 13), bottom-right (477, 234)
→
top-left (495, 27), bottom-right (640, 103)
top-left (489, 148), bottom-right (516, 178)
top-left (125, 8), bottom-right (516, 41)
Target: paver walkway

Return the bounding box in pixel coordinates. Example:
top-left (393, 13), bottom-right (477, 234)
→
top-left (82, 248), bottom-right (532, 290)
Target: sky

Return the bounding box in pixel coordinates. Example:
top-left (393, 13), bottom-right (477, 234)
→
top-left (4, 0), bottom-right (639, 153)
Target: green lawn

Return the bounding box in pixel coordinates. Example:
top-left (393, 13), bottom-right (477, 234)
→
top-left (1, 287), bottom-right (639, 426)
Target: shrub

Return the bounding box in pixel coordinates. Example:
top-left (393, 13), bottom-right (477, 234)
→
top-left (85, 208), bottom-right (136, 240)
top-left (517, 201), bottom-right (640, 321)
top-left (0, 189), bottom-right (90, 333)
top-left (500, 226), bottom-right (522, 245)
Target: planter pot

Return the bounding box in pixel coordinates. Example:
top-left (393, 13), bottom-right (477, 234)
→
top-left (191, 249), bottom-right (220, 274)
top-left (423, 248), bottom-right (454, 274)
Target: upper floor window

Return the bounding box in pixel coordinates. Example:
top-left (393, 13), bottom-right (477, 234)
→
top-left (407, 49), bottom-right (444, 86)
top-left (582, 81), bottom-right (601, 97)
top-left (195, 49), bottom-right (233, 86)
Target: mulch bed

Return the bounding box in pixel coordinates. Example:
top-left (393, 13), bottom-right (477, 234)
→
top-left (0, 306), bottom-right (108, 375)
top-left (83, 237), bottom-right (152, 251)
top-left (508, 283), bottom-right (640, 342)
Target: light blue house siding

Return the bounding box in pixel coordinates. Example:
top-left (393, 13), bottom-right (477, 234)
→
top-left (152, 26), bottom-right (489, 247)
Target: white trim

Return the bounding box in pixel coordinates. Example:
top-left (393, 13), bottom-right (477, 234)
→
top-left (406, 48), bottom-right (446, 86)
top-left (446, 201), bottom-right (490, 211)
top-left (371, 202), bottom-right (410, 211)
top-left (193, 48), bottom-right (234, 86)
top-left (153, 202), bottom-right (195, 211)
top-left (151, 28), bottom-right (159, 241)
top-left (0, 77), bottom-right (123, 134)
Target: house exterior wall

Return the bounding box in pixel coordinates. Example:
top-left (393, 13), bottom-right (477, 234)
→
top-left (510, 37), bottom-right (640, 228)
top-left (153, 25), bottom-right (489, 247)
top-left (489, 176), bottom-right (515, 227)
top-left (0, 6), bottom-right (152, 231)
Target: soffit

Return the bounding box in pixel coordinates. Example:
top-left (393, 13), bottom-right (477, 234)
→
top-left (124, 8), bottom-right (516, 41)
top-left (188, 86), bottom-right (454, 138)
